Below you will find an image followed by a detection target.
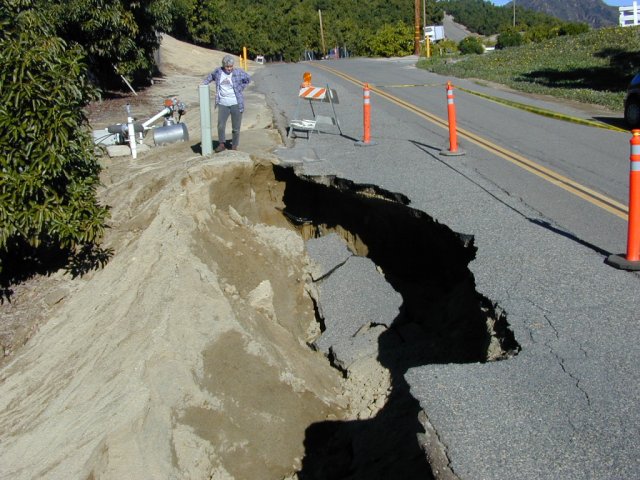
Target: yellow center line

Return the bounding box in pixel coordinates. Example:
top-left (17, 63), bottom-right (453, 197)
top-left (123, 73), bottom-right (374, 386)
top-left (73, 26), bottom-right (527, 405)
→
top-left (312, 63), bottom-right (629, 220)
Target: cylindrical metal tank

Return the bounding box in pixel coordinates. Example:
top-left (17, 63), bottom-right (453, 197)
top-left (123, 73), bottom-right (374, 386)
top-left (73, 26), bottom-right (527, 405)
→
top-left (153, 123), bottom-right (189, 146)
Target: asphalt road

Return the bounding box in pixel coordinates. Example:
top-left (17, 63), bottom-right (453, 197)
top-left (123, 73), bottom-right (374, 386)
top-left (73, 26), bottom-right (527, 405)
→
top-left (274, 57), bottom-right (631, 256)
top-left (441, 14), bottom-right (474, 43)
top-left (254, 58), bottom-right (640, 480)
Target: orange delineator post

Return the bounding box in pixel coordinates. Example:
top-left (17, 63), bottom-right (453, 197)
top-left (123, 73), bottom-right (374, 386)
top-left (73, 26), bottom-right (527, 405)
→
top-left (626, 129), bottom-right (640, 261)
top-left (446, 81), bottom-right (458, 152)
top-left (355, 83), bottom-right (376, 146)
top-left (440, 81), bottom-right (464, 156)
top-left (605, 129), bottom-right (640, 270)
top-left (363, 83), bottom-right (371, 143)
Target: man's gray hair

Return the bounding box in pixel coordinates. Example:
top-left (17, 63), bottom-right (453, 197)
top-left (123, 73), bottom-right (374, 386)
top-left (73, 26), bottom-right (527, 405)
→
top-left (222, 55), bottom-right (235, 67)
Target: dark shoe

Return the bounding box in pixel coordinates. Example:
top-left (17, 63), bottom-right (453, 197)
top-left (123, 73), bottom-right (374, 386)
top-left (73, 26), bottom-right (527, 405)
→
top-left (215, 144), bottom-right (226, 153)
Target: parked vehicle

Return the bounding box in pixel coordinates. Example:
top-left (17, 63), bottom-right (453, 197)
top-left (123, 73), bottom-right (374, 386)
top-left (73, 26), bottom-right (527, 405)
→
top-left (424, 25), bottom-right (445, 43)
top-left (624, 72), bottom-right (640, 128)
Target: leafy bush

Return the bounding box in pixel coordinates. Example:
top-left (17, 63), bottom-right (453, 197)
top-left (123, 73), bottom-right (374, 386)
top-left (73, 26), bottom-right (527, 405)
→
top-left (368, 21), bottom-right (414, 57)
top-left (559, 23), bottom-right (590, 36)
top-left (522, 22), bottom-right (589, 44)
top-left (428, 39), bottom-right (459, 57)
top-left (496, 28), bottom-right (524, 49)
top-left (458, 36), bottom-right (484, 55)
top-left (0, 1), bottom-right (109, 268)
top-left (524, 25), bottom-right (559, 43)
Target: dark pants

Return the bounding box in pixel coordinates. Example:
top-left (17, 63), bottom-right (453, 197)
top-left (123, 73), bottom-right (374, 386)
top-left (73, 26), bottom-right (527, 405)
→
top-left (217, 104), bottom-right (242, 148)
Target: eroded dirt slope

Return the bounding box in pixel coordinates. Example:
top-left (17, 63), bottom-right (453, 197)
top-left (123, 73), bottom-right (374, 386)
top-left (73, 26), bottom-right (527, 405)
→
top-left (0, 36), bottom-right (387, 480)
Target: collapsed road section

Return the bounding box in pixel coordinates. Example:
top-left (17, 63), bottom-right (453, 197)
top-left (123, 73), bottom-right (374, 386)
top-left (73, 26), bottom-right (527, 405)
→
top-left (270, 165), bottom-right (521, 479)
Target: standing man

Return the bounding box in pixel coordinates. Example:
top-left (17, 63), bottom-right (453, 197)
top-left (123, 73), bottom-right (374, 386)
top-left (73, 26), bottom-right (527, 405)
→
top-left (201, 54), bottom-right (251, 152)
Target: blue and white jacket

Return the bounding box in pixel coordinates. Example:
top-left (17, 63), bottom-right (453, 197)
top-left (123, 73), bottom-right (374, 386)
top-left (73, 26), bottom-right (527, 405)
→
top-left (201, 67), bottom-right (251, 112)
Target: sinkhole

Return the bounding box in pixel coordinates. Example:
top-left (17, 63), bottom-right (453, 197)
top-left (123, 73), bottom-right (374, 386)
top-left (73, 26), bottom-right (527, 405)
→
top-left (272, 164), bottom-right (520, 480)
top-left (209, 160), bottom-right (521, 479)
top-left (273, 164), bottom-right (520, 367)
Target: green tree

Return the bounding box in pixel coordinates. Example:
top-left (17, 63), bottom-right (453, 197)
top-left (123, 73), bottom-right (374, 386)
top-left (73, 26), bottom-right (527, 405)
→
top-left (36, 0), bottom-right (172, 88)
top-left (181, 0), bottom-right (445, 60)
top-left (0, 1), bottom-right (109, 269)
top-left (188, 0), bottom-right (223, 46)
top-left (167, 0), bottom-right (195, 40)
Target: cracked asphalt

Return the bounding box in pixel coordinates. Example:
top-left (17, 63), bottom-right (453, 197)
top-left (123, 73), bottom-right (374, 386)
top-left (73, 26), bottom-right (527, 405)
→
top-left (256, 61), bottom-right (640, 479)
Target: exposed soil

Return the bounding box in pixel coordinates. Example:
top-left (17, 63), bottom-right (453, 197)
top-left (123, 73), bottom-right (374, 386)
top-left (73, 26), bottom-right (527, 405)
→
top-left (0, 36), bottom-right (390, 479)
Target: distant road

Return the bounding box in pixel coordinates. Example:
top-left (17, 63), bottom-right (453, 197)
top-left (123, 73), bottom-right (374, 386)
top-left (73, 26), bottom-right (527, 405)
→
top-left (441, 13), bottom-right (473, 42)
top-left (262, 57), bottom-right (630, 256)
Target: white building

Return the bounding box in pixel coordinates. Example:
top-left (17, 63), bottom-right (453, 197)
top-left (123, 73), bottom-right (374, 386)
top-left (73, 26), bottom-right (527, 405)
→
top-left (620, 1), bottom-right (640, 26)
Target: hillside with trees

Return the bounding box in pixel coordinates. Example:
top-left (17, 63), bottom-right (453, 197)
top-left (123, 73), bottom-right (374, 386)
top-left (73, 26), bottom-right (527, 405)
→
top-left (438, 0), bottom-right (583, 36)
top-left (177, 0), bottom-right (445, 62)
top-left (0, 0), bottom-right (613, 278)
top-left (518, 0), bottom-right (618, 28)
top-left (5, 0), bottom-right (597, 89)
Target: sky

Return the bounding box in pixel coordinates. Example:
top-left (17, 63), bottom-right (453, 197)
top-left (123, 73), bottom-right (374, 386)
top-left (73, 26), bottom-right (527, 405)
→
top-left (489, 0), bottom-right (631, 6)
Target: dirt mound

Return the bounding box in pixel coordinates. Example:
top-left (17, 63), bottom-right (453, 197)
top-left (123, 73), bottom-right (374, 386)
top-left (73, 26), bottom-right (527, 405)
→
top-left (0, 36), bottom-right (384, 479)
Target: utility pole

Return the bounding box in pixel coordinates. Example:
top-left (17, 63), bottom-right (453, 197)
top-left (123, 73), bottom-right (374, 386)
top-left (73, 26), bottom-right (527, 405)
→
top-left (414, 0), bottom-right (420, 55)
top-left (513, 0), bottom-right (516, 27)
top-left (318, 10), bottom-right (326, 58)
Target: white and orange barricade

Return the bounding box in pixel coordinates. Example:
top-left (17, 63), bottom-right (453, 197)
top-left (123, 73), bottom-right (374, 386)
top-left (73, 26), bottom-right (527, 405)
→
top-left (289, 72), bottom-right (342, 140)
top-left (298, 85), bottom-right (328, 101)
